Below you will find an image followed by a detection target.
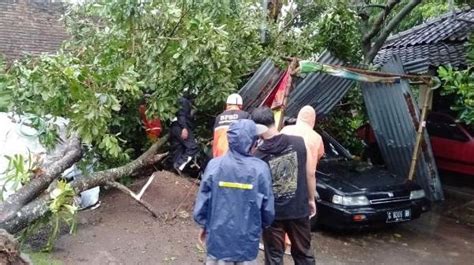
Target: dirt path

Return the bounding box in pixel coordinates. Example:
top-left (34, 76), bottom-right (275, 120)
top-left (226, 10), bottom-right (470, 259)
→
top-left (53, 171), bottom-right (205, 265)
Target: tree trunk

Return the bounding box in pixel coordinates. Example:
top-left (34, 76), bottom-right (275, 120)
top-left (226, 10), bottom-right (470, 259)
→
top-left (361, 0), bottom-right (401, 55)
top-left (0, 136), bottom-right (168, 234)
top-left (70, 137), bottom-right (167, 193)
top-left (0, 195), bottom-right (50, 234)
top-left (364, 0), bottom-right (422, 64)
top-left (0, 137), bottom-right (82, 225)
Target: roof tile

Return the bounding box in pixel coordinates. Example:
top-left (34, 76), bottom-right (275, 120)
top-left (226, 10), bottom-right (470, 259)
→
top-left (375, 8), bottom-right (472, 72)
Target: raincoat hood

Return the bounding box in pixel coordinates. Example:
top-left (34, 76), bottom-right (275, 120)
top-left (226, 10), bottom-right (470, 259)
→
top-left (296, 105), bottom-right (316, 128)
top-left (281, 105), bottom-right (325, 176)
top-left (227, 119), bottom-right (257, 156)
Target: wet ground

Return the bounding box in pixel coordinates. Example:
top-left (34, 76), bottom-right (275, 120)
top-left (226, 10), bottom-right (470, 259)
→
top-left (49, 172), bottom-right (474, 265)
top-left (314, 210), bottom-right (474, 265)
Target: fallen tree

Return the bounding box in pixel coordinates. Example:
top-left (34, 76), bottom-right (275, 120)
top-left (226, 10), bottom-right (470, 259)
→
top-left (0, 137), bottom-right (82, 226)
top-left (0, 136), bottom-right (167, 234)
top-left (0, 0), bottom-right (279, 240)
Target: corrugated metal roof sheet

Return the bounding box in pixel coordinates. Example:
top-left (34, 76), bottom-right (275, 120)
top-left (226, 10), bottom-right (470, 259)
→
top-left (286, 51), bottom-right (354, 117)
top-left (239, 52), bottom-right (354, 117)
top-left (361, 55), bottom-right (444, 201)
top-left (238, 59), bottom-right (283, 110)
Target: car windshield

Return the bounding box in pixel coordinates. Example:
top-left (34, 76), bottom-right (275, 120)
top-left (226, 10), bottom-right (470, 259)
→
top-left (466, 124), bottom-right (474, 137)
top-left (427, 113), bottom-right (473, 140)
top-left (319, 130), bottom-right (352, 160)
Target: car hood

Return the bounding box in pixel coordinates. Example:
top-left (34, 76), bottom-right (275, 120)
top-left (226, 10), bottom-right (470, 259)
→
top-left (317, 160), bottom-right (418, 194)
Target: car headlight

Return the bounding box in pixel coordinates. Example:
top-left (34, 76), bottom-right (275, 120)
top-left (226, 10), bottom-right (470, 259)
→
top-left (332, 195), bottom-right (370, 206)
top-left (410, 189), bottom-right (425, 200)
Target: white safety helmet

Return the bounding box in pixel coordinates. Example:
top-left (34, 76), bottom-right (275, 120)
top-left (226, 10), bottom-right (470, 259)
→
top-left (226, 93), bottom-right (243, 106)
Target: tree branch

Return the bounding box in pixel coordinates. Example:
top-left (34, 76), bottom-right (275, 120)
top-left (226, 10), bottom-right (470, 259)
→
top-left (365, 0), bottom-right (422, 63)
top-left (0, 137), bottom-right (82, 224)
top-left (362, 0), bottom-right (400, 54)
top-left (457, 18), bottom-right (474, 24)
top-left (70, 137), bottom-right (167, 193)
top-left (362, 0), bottom-right (400, 42)
top-left (364, 4), bottom-right (387, 9)
top-left (0, 195), bottom-right (50, 234)
top-left (106, 181), bottom-right (158, 218)
top-left (0, 136), bottom-right (168, 234)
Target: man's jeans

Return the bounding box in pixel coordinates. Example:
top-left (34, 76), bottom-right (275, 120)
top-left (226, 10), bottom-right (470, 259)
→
top-left (263, 217), bottom-right (315, 265)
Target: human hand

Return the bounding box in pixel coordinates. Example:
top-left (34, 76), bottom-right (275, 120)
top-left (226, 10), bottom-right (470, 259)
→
top-left (198, 228), bottom-right (206, 246)
top-left (181, 128), bottom-right (189, 140)
top-left (308, 200), bottom-right (316, 219)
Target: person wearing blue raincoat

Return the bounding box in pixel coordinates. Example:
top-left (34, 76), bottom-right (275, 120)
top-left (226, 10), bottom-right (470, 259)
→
top-left (194, 119), bottom-right (275, 264)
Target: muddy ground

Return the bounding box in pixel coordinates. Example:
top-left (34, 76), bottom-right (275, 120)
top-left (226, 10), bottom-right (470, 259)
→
top-left (47, 171), bottom-right (473, 265)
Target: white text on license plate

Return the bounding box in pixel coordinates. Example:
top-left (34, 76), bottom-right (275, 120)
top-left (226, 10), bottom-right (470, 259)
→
top-left (386, 209), bottom-right (411, 223)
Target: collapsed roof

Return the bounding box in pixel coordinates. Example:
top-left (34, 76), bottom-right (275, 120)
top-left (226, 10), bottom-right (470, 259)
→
top-left (239, 54), bottom-right (444, 201)
top-left (239, 51), bottom-right (355, 119)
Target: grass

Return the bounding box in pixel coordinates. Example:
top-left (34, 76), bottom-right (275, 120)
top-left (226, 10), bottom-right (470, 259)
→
top-left (24, 251), bottom-right (63, 265)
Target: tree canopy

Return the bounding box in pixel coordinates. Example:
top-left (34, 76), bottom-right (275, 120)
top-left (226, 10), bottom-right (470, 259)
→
top-left (0, 0), bottom-right (469, 164)
top-left (0, 0), bottom-right (323, 165)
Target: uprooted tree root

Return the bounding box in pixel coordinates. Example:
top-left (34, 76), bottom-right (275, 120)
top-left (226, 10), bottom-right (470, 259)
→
top-left (0, 229), bottom-right (31, 265)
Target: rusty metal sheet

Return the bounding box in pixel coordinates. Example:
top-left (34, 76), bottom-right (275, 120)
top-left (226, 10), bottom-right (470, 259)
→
top-left (238, 59), bottom-right (283, 111)
top-left (286, 51), bottom-right (355, 117)
top-left (240, 51), bottom-right (354, 118)
top-left (361, 55), bottom-right (444, 201)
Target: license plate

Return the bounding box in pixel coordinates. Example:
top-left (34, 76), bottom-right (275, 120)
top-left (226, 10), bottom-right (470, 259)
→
top-left (386, 209), bottom-right (411, 223)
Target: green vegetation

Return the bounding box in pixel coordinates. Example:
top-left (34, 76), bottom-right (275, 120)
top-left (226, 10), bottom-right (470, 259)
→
top-left (0, 0), bottom-right (323, 167)
top-left (25, 251), bottom-right (63, 265)
top-left (1, 0), bottom-right (460, 158)
top-left (438, 34), bottom-right (474, 124)
top-left (1, 153), bottom-right (36, 199)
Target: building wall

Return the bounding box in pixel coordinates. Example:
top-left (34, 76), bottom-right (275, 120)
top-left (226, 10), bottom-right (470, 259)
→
top-left (0, 0), bottom-right (67, 62)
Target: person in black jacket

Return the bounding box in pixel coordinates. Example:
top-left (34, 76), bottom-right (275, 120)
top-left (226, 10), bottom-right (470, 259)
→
top-left (170, 96), bottom-right (199, 173)
top-left (252, 107), bottom-right (316, 265)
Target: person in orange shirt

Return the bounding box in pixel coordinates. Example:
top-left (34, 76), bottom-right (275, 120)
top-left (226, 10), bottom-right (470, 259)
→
top-left (212, 93), bottom-right (250, 157)
top-left (139, 104), bottom-right (162, 141)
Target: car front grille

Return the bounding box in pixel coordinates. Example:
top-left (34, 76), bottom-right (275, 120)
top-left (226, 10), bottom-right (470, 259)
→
top-left (369, 196), bottom-right (410, 205)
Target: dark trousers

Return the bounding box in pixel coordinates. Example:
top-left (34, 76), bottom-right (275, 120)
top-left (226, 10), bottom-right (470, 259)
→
top-left (169, 122), bottom-right (199, 168)
top-left (263, 217), bottom-right (315, 265)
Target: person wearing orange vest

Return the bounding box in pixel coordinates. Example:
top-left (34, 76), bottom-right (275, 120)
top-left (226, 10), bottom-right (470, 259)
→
top-left (139, 104), bottom-right (162, 141)
top-left (212, 93), bottom-right (250, 157)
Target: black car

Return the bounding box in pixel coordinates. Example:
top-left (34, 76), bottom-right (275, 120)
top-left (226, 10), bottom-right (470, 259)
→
top-left (314, 131), bottom-right (431, 229)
